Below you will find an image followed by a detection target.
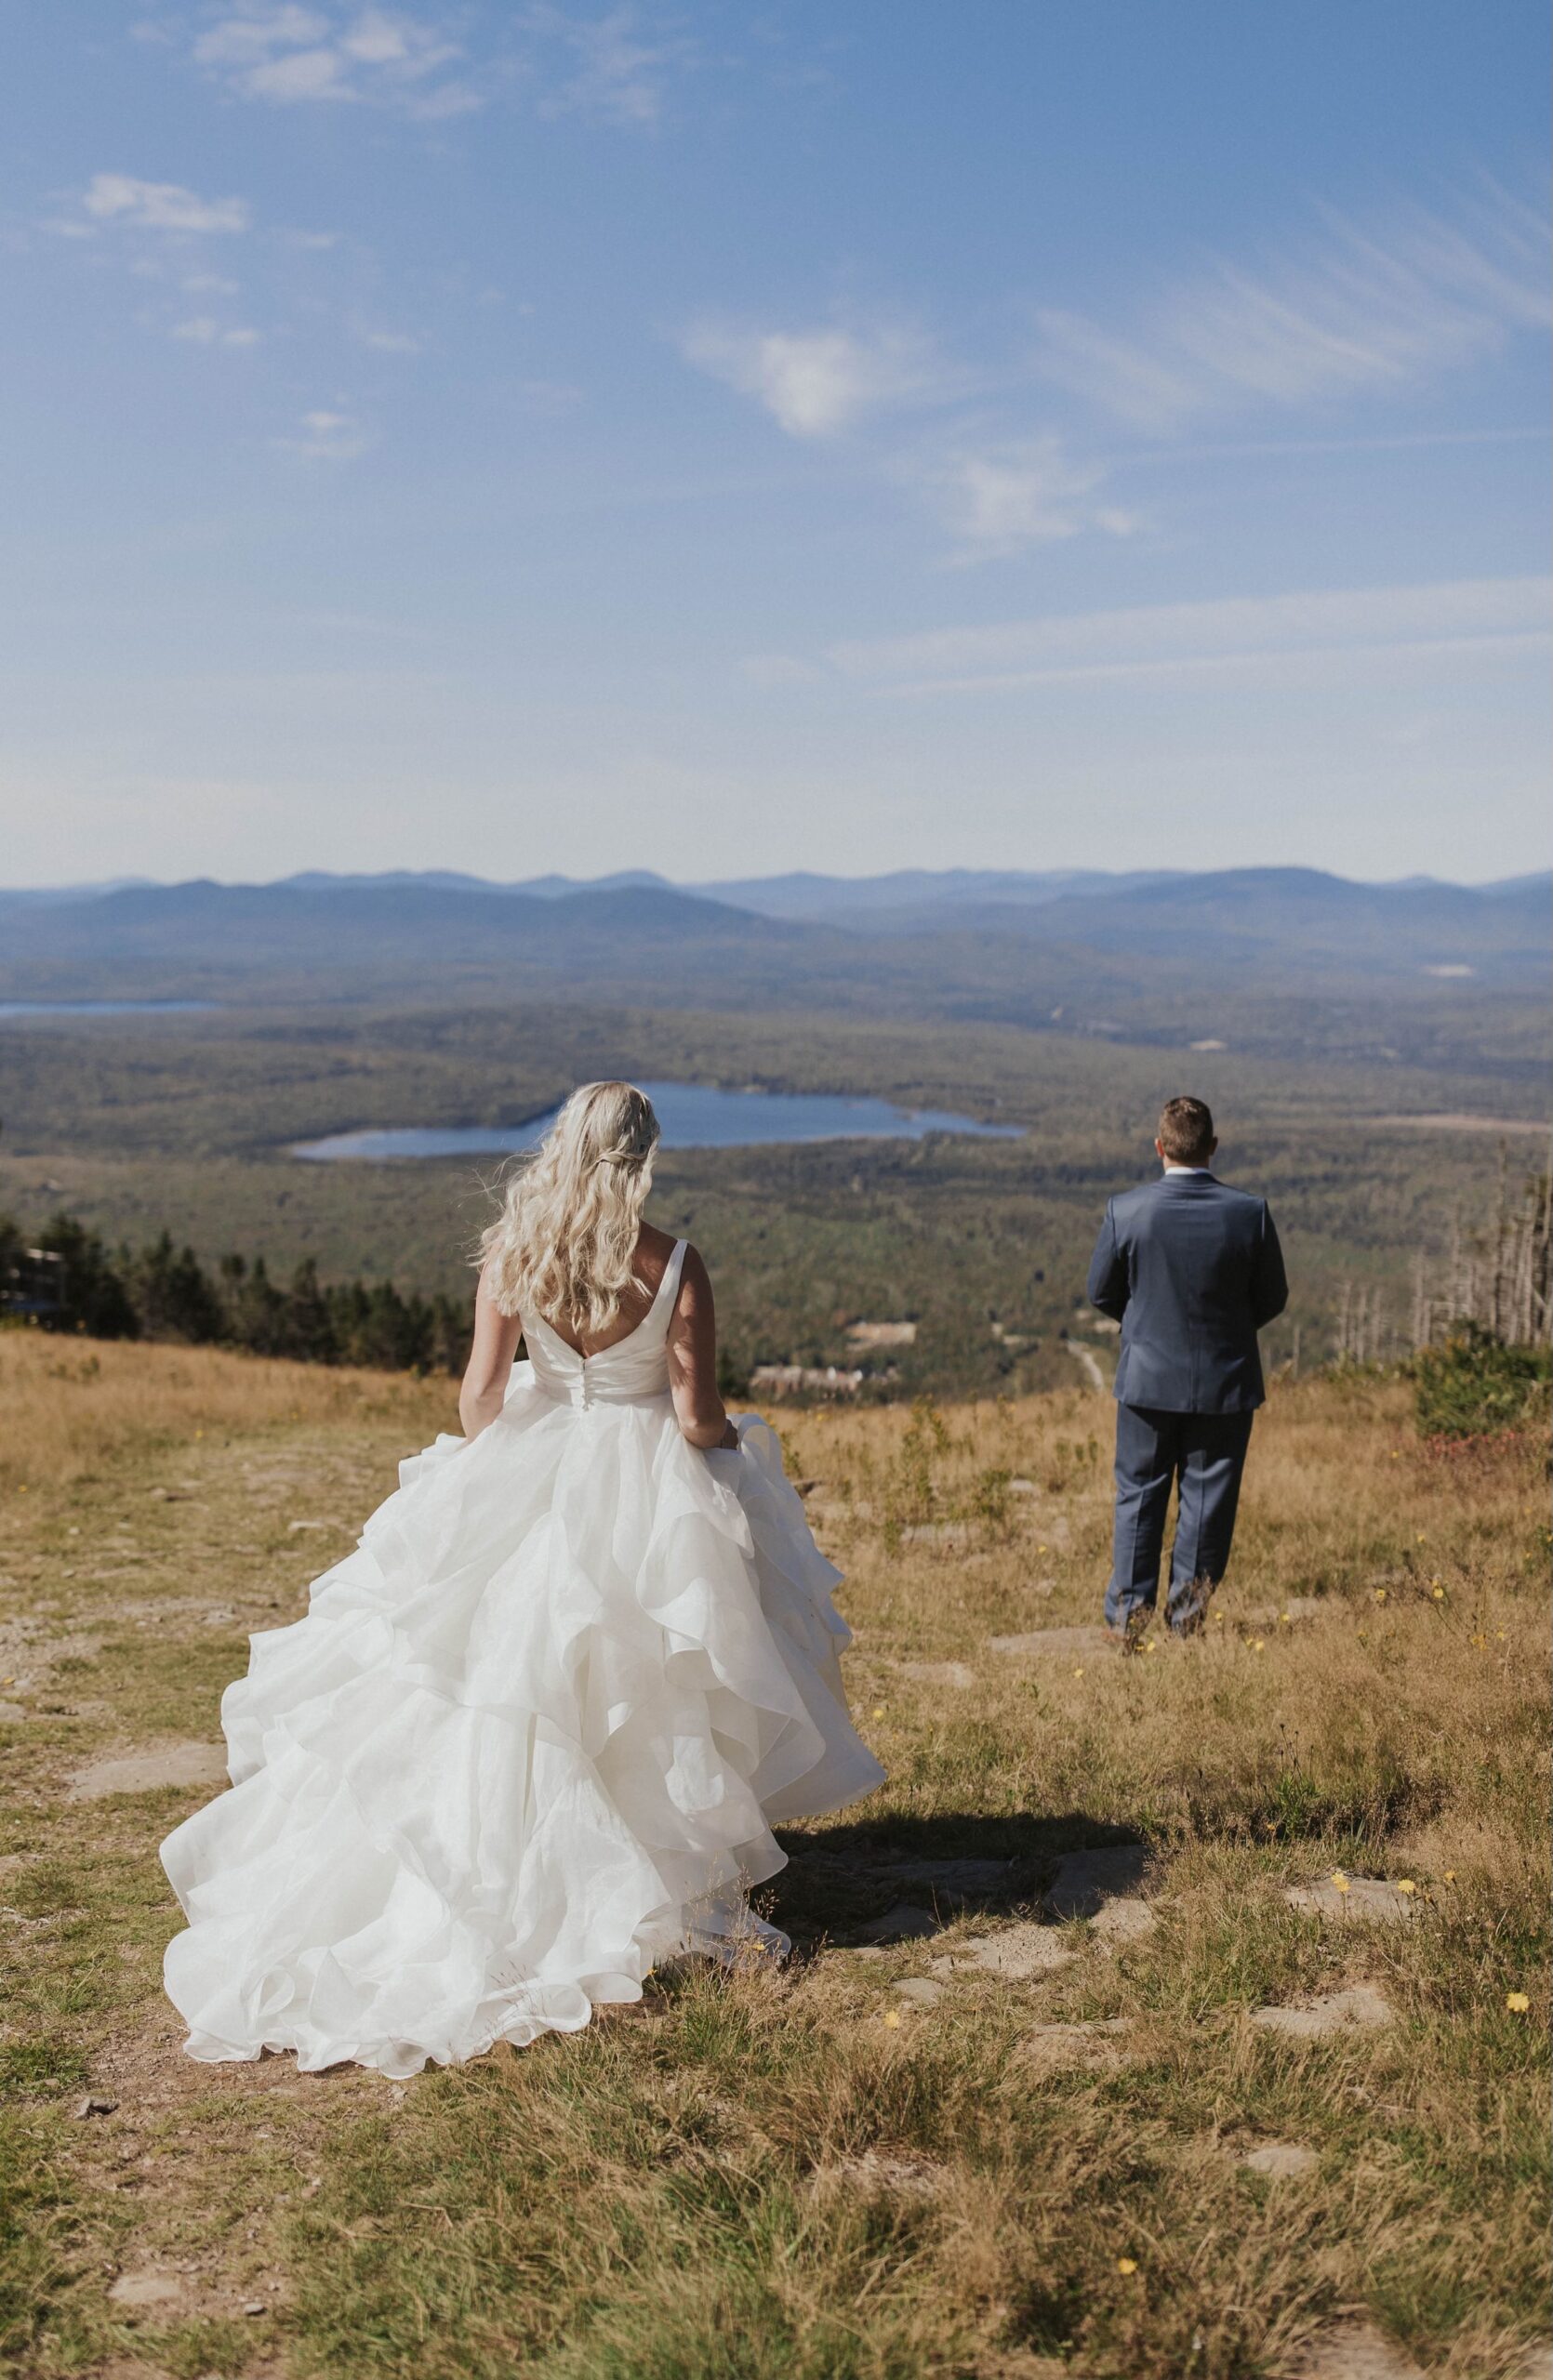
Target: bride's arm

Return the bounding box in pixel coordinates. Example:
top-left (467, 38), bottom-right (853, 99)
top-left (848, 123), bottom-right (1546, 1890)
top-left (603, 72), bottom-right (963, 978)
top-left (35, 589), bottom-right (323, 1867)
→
top-left (459, 1264), bottom-right (524, 1440)
top-left (666, 1246), bottom-right (738, 1451)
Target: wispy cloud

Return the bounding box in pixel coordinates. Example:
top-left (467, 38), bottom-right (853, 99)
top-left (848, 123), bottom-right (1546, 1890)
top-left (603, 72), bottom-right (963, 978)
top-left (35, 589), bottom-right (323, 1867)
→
top-left (522, 4), bottom-right (692, 126)
top-left (830, 576), bottom-right (1552, 695)
top-left (192, 3), bottom-right (481, 116)
top-left (1033, 178), bottom-right (1551, 432)
top-left (274, 405), bottom-right (370, 458)
top-left (682, 318), bottom-right (946, 438)
top-left (172, 313), bottom-right (262, 344)
top-left (900, 432), bottom-right (1142, 558)
top-left (72, 172), bottom-right (252, 234)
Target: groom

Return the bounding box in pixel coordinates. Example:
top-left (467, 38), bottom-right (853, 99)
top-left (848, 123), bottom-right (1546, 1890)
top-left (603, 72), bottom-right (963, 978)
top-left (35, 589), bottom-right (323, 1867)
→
top-left (1086, 1096), bottom-right (1288, 1638)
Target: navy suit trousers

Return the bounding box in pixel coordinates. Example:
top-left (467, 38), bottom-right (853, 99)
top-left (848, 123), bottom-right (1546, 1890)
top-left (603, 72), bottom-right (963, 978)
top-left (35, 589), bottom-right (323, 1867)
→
top-left (1105, 1403), bottom-right (1254, 1631)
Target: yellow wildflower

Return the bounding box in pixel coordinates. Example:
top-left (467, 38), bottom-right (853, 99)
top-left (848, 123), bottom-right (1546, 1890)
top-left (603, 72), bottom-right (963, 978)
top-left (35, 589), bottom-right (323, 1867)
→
top-left (1431, 1586), bottom-right (1445, 1601)
top-left (1117, 2257), bottom-right (1138, 2275)
top-left (1374, 1587), bottom-right (1387, 1603)
top-left (871, 1706), bottom-right (885, 1720)
top-left (1144, 1640), bottom-right (1157, 1655)
top-left (1443, 1870), bottom-right (1456, 1883)
top-left (1072, 1667), bottom-right (1084, 1678)
top-left (1332, 1871), bottom-right (1350, 1894)
top-left (1395, 1879), bottom-right (1416, 1896)
top-left (1506, 1991), bottom-right (1530, 2014)
top-left (883, 2007), bottom-right (901, 2029)
top-left (1252, 1639), bottom-right (1266, 1651)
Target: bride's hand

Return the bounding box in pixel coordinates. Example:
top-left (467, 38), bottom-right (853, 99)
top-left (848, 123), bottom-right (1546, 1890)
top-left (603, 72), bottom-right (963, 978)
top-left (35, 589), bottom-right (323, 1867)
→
top-left (715, 1418), bottom-right (740, 1451)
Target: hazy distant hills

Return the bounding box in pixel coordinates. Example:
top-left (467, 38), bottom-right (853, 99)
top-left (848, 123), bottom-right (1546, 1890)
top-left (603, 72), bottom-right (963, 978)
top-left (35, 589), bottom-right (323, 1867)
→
top-left (0, 866), bottom-right (1546, 1078)
top-left (1, 864), bottom-right (1543, 976)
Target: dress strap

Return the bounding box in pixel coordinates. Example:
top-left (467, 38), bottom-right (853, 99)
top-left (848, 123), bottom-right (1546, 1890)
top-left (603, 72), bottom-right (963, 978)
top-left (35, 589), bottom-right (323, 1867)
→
top-left (655, 1238), bottom-right (689, 1315)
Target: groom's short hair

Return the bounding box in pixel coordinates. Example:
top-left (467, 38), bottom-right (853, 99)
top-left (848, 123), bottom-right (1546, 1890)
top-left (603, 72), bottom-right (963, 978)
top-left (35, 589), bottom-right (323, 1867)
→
top-left (1158, 1095), bottom-right (1215, 1162)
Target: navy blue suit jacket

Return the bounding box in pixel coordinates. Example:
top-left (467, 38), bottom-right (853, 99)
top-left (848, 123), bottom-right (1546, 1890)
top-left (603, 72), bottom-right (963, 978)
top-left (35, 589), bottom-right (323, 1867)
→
top-left (1086, 1172), bottom-right (1288, 1414)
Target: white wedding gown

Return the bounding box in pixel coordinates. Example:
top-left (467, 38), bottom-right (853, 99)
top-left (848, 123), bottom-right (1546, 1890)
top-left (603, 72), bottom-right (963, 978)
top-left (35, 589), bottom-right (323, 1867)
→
top-left (160, 1243), bottom-right (883, 2079)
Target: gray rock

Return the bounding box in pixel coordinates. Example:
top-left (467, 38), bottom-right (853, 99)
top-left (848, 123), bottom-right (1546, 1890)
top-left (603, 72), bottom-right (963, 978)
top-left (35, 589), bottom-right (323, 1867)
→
top-left (1045, 1844), bottom-right (1152, 1920)
top-left (1284, 1878), bottom-right (1418, 1924)
top-left (853, 1903), bottom-right (941, 1947)
top-left (1251, 1985), bottom-right (1394, 2040)
top-left (0, 1701), bottom-right (27, 1725)
top-left (896, 1660), bottom-right (976, 1689)
top-left (822, 2149), bottom-right (940, 2199)
top-left (954, 1922), bottom-right (1075, 1978)
top-left (1018, 2017), bottom-right (1129, 2067)
top-left (108, 2271), bottom-right (184, 2309)
top-left (1241, 2142), bottom-right (1318, 2177)
top-left (891, 1977), bottom-right (946, 2007)
top-left (891, 1857), bottom-right (1015, 1897)
top-left (73, 2095), bottom-right (118, 2120)
top-left (68, 1742), bottom-right (228, 1801)
top-left (1281, 2320), bottom-right (1427, 2378)
top-left (1091, 1896), bottom-right (1158, 1943)
top-left (989, 1625), bottom-right (1110, 1659)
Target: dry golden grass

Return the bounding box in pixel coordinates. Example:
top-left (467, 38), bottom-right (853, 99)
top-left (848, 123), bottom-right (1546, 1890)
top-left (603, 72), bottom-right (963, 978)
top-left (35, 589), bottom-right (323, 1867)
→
top-left (0, 1323), bottom-right (445, 1493)
top-left (1, 1348), bottom-right (1546, 2380)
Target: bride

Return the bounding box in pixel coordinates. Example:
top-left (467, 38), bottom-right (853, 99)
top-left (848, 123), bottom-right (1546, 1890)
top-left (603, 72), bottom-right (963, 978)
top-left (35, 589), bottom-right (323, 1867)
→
top-left (160, 1081), bottom-right (884, 2079)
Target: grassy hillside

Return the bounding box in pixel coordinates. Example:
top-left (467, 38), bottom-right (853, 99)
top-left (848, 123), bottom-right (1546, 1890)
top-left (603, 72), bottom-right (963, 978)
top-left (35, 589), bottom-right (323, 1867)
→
top-left (1, 1337), bottom-right (1546, 2378)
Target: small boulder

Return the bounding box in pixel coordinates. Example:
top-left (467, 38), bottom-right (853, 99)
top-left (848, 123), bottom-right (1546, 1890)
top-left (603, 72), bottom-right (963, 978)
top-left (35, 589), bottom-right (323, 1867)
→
top-left (1284, 1878), bottom-right (1418, 1924)
top-left (954, 1922), bottom-right (1075, 1979)
top-left (853, 1903), bottom-right (940, 1947)
top-left (1282, 2320), bottom-right (1427, 2378)
top-left (896, 1660), bottom-right (976, 1689)
top-left (1251, 1985), bottom-right (1393, 2040)
top-left (989, 1626), bottom-right (1110, 1659)
top-left (1241, 2142), bottom-right (1318, 2178)
top-left (1018, 2017), bottom-right (1130, 2068)
top-left (1045, 1844), bottom-right (1152, 1921)
top-left (892, 1977), bottom-right (946, 2008)
top-left (108, 2271), bottom-right (184, 2310)
top-left (69, 1743), bottom-right (228, 1802)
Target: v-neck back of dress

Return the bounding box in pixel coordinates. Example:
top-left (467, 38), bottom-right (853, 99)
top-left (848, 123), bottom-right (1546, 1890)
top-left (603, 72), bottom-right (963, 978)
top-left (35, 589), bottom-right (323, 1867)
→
top-left (523, 1239), bottom-right (687, 1410)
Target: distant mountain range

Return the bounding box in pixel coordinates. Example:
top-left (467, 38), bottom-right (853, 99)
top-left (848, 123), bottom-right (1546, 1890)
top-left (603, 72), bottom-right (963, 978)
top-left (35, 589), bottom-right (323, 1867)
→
top-left (1, 866), bottom-right (1546, 1077)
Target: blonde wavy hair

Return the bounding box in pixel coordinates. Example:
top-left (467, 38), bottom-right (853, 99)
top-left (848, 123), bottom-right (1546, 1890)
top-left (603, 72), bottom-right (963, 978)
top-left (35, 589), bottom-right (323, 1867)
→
top-left (479, 1080), bottom-right (660, 1333)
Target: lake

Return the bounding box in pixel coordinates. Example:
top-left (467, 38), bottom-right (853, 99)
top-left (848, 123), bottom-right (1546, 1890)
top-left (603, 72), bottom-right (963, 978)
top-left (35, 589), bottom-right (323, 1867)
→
top-left (293, 1080), bottom-right (1025, 1162)
top-left (0, 999), bottom-right (216, 1018)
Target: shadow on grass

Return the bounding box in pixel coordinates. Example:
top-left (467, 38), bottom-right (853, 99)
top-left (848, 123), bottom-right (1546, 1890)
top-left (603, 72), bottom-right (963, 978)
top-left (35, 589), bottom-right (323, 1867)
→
top-left (768, 1808), bottom-right (1142, 1946)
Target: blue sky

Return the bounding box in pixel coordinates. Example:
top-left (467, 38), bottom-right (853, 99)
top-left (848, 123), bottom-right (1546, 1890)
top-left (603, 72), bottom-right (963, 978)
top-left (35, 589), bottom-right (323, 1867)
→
top-left (2, 0), bottom-right (1548, 886)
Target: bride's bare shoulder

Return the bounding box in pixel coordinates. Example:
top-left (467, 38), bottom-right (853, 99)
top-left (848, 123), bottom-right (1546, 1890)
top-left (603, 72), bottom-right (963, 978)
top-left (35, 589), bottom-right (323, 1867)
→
top-left (633, 1222), bottom-right (680, 1289)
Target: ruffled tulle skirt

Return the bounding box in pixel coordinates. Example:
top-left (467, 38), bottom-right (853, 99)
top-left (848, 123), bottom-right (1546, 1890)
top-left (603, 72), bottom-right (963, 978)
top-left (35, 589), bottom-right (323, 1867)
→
top-left (160, 1382), bottom-right (883, 2078)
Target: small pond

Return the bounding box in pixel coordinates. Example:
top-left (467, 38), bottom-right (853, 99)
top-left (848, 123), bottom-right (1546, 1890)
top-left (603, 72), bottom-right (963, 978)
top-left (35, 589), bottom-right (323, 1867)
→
top-left (293, 1080), bottom-right (1025, 1162)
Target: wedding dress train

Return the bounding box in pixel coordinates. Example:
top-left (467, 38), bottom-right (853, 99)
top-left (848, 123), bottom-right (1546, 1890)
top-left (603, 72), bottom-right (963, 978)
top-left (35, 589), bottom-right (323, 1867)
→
top-left (160, 1242), bottom-right (883, 2079)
